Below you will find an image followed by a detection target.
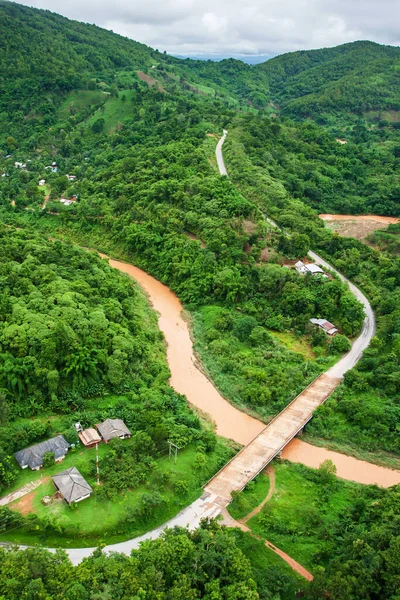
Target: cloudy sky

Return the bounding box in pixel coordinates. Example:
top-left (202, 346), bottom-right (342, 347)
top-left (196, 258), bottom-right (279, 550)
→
top-left (14, 0), bottom-right (400, 59)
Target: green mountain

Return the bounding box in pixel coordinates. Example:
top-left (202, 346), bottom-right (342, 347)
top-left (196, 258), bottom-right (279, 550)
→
top-left (0, 0), bottom-right (271, 146)
top-left (0, 4), bottom-right (400, 596)
top-left (257, 40), bottom-right (400, 122)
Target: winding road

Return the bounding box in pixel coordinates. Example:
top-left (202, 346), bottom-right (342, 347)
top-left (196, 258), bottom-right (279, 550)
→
top-left (215, 129), bottom-right (228, 176)
top-left (7, 133), bottom-right (400, 568)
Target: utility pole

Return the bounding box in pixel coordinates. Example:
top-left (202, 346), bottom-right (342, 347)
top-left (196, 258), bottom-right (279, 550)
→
top-left (168, 440), bottom-right (180, 464)
top-left (96, 443), bottom-right (100, 485)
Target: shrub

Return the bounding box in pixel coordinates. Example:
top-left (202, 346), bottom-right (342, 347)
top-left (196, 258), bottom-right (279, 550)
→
top-left (42, 451), bottom-right (55, 467)
top-left (328, 334), bottom-right (351, 355)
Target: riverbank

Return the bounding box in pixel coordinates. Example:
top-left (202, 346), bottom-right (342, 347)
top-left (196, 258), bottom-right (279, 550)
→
top-left (102, 253), bottom-right (400, 488)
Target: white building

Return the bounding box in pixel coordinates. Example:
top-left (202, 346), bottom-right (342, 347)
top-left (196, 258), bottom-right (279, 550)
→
top-left (310, 318), bottom-right (338, 336)
top-left (295, 261), bottom-right (328, 277)
top-left (38, 179), bottom-right (46, 186)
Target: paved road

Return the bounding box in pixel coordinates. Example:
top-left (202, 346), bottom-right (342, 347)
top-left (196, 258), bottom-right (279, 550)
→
top-left (216, 129), bottom-right (228, 176)
top-left (5, 133), bottom-right (377, 566)
top-left (308, 251), bottom-right (375, 378)
top-left (216, 131), bottom-right (375, 378)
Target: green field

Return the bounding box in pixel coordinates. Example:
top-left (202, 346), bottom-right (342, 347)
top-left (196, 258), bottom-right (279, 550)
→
top-left (57, 90), bottom-right (107, 120)
top-left (85, 90), bottom-right (136, 133)
top-left (1, 440), bottom-right (232, 547)
top-left (228, 470), bottom-right (271, 521)
top-left (246, 461), bottom-right (365, 571)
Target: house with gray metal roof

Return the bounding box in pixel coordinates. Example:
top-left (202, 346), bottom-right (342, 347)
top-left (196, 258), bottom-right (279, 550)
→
top-left (52, 467), bottom-right (93, 505)
top-left (96, 418), bottom-right (131, 443)
top-left (14, 435), bottom-right (70, 470)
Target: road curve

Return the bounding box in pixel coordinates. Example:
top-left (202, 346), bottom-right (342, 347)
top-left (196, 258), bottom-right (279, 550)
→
top-left (216, 132), bottom-right (375, 378)
top-left (4, 136), bottom-right (384, 566)
top-left (308, 251), bottom-right (375, 378)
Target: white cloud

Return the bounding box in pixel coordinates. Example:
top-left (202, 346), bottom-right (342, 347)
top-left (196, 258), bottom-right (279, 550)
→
top-left (13, 0), bottom-right (400, 57)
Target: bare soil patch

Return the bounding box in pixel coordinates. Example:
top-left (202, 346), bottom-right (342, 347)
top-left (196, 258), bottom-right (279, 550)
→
top-left (9, 476), bottom-right (51, 515)
top-left (319, 214), bottom-right (400, 241)
top-left (259, 247), bottom-right (269, 262)
top-left (137, 71), bottom-right (166, 93)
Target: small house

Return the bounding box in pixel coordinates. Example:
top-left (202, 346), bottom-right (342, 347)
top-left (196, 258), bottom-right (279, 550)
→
top-left (96, 418), bottom-right (131, 443)
top-left (66, 174), bottom-right (76, 181)
top-left (295, 261), bottom-right (327, 277)
top-left (336, 139), bottom-right (347, 145)
top-left (310, 318), bottom-right (338, 336)
top-left (79, 428), bottom-right (102, 448)
top-left (39, 179), bottom-right (46, 186)
top-left (52, 467), bottom-right (93, 505)
top-left (14, 435), bottom-right (70, 470)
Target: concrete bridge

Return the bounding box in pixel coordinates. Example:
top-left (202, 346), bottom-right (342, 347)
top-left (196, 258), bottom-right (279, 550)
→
top-left (204, 374), bottom-right (340, 503)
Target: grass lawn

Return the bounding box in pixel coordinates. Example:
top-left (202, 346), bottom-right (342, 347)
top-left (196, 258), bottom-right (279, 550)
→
top-left (1, 442), bottom-right (109, 496)
top-left (246, 460), bottom-right (364, 571)
top-left (1, 440), bottom-right (232, 547)
top-left (228, 471), bottom-right (270, 521)
top-left (268, 330), bottom-right (316, 360)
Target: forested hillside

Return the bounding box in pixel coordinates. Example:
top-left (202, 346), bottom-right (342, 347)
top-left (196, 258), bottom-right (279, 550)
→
top-left (257, 41), bottom-right (400, 123)
top-left (223, 122), bottom-right (400, 457)
top-left (0, 227), bottom-right (166, 408)
top-left (0, 2), bottom-right (400, 597)
top-left (0, 0), bottom-right (270, 146)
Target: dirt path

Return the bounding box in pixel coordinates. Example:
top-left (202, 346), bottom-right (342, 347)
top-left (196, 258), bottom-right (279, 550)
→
top-left (220, 506), bottom-right (313, 581)
top-left (9, 489), bottom-right (37, 515)
top-left (240, 466), bottom-right (276, 524)
top-left (0, 477), bottom-right (48, 506)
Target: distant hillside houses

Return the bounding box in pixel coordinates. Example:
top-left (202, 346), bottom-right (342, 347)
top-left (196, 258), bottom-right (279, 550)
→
top-left (295, 261), bottom-right (328, 278)
top-left (14, 435), bottom-right (70, 470)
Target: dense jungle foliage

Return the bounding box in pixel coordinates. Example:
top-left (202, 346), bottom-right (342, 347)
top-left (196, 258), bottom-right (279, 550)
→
top-left (258, 41), bottom-right (400, 123)
top-left (0, 228), bottom-right (165, 408)
top-left (223, 124), bottom-right (400, 456)
top-left (0, 2), bottom-right (400, 597)
top-left (0, 522), bottom-right (263, 600)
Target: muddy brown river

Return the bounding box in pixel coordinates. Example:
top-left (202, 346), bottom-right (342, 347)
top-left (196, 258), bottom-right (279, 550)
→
top-left (103, 256), bottom-right (400, 488)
